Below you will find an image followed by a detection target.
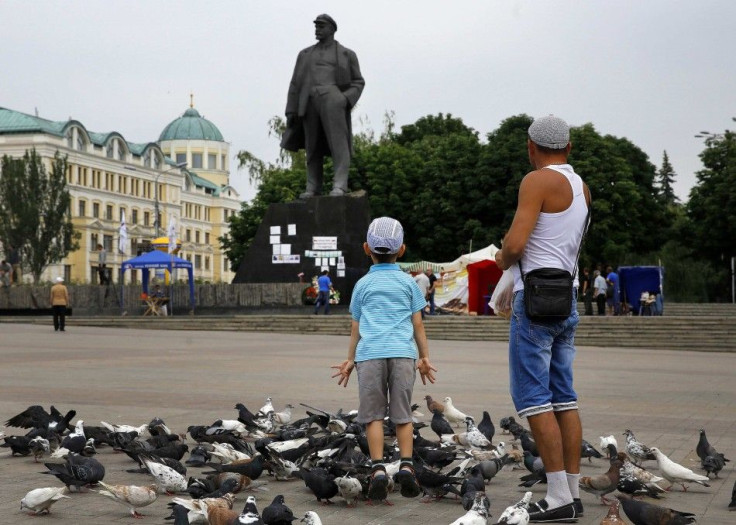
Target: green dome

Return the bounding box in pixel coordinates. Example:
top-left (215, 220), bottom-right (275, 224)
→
top-left (159, 107), bottom-right (224, 142)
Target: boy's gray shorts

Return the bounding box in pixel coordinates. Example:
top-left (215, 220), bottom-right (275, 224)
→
top-left (355, 358), bottom-right (416, 424)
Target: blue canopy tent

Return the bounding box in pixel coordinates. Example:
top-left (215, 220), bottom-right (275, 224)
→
top-left (121, 250), bottom-right (195, 313)
top-left (618, 266), bottom-right (664, 315)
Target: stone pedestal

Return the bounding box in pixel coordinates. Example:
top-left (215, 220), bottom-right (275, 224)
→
top-left (232, 192), bottom-right (373, 304)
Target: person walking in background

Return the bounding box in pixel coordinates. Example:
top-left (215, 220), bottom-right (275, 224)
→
top-left (425, 268), bottom-right (437, 315)
top-left (332, 216), bottom-right (436, 503)
top-left (50, 276), bottom-right (69, 332)
top-left (7, 244), bottom-right (20, 284)
top-left (581, 267), bottom-right (593, 315)
top-left (413, 268), bottom-right (430, 319)
top-left (494, 115), bottom-right (590, 522)
top-left (0, 260), bottom-right (10, 288)
top-left (594, 269), bottom-right (607, 315)
top-left (606, 265), bottom-right (619, 316)
top-left (314, 269), bottom-right (332, 315)
top-left (97, 244), bottom-right (108, 285)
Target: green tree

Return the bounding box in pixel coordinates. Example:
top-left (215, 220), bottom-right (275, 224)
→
top-left (687, 128), bottom-right (736, 300)
top-left (0, 149), bottom-right (80, 282)
top-left (657, 151), bottom-right (679, 205)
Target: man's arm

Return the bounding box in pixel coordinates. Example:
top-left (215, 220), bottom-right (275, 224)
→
top-left (495, 172), bottom-right (545, 270)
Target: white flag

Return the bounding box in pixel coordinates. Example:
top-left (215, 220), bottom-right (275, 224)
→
top-left (167, 214), bottom-right (177, 254)
top-left (118, 210), bottom-right (128, 255)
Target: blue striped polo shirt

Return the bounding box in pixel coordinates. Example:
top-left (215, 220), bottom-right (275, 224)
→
top-left (350, 263), bottom-right (427, 362)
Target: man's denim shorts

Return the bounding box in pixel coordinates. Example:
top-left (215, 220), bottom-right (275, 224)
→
top-left (509, 290), bottom-right (579, 418)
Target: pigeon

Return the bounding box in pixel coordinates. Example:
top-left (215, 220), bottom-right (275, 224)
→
top-left (262, 494), bottom-right (296, 524)
top-left (334, 476), bottom-right (362, 507)
top-left (617, 494), bottom-right (696, 524)
top-left (273, 404), bottom-right (294, 425)
top-left (519, 451), bottom-right (545, 487)
top-left (142, 455), bottom-right (187, 493)
top-left (20, 487), bottom-right (70, 515)
top-left (599, 435), bottom-right (618, 457)
top-left (101, 420), bottom-right (148, 435)
top-left (499, 416), bottom-right (527, 439)
top-left (460, 465), bottom-right (486, 497)
top-left (169, 494), bottom-right (235, 523)
top-left (5, 405), bottom-right (76, 433)
top-left (650, 447), bottom-right (711, 491)
top-left (464, 417), bottom-right (492, 449)
top-left (95, 481), bottom-right (158, 518)
top-left (497, 491), bottom-right (532, 525)
top-left (449, 491), bottom-right (491, 525)
top-left (186, 444), bottom-right (213, 467)
top-left (300, 511), bottom-right (323, 525)
top-left (238, 495), bottom-right (265, 524)
top-left (211, 442), bottom-right (251, 463)
top-left (443, 397), bottom-right (469, 427)
top-left (581, 439), bottom-right (603, 462)
top-left (43, 453), bottom-right (105, 490)
top-left (431, 409), bottom-right (455, 439)
top-left (477, 411), bottom-right (495, 444)
top-left (600, 500), bottom-right (626, 525)
top-left (425, 394), bottom-right (444, 414)
top-left (29, 436), bottom-right (51, 461)
top-left (1, 434), bottom-right (32, 456)
top-left (730, 478), bottom-right (736, 510)
top-left (203, 453), bottom-right (265, 480)
top-left (701, 454), bottom-right (726, 478)
top-left (519, 432), bottom-right (539, 457)
top-left (298, 467), bottom-right (338, 505)
top-left (696, 428), bottom-right (729, 463)
top-left (616, 452), bottom-right (667, 494)
top-left (257, 397), bottom-right (275, 417)
top-left (477, 455), bottom-right (514, 483)
top-left (623, 429), bottom-right (655, 465)
top-left (579, 459), bottom-right (622, 504)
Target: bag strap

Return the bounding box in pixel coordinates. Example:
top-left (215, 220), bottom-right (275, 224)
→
top-left (518, 206), bottom-right (591, 279)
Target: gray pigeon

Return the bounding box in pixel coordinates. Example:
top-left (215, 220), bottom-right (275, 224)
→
top-left (43, 453), bottom-right (105, 490)
top-left (617, 494), bottom-right (696, 524)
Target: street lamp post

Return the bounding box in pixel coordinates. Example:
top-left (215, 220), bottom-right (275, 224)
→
top-left (153, 161), bottom-right (187, 237)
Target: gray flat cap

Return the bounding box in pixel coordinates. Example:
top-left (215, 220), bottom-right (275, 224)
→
top-left (314, 14), bottom-right (337, 31)
top-left (528, 115), bottom-right (570, 149)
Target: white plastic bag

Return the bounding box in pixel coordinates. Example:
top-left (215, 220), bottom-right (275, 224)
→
top-left (489, 269), bottom-right (514, 320)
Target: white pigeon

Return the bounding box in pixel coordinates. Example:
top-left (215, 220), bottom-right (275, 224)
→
top-left (171, 493), bottom-right (235, 524)
top-left (301, 510), bottom-right (323, 525)
top-left (20, 487), bottom-right (70, 515)
top-left (267, 437), bottom-right (309, 455)
top-left (650, 447), bottom-right (711, 491)
top-left (238, 495), bottom-right (262, 524)
top-left (257, 396), bottom-right (274, 417)
top-left (599, 435), bottom-right (618, 456)
top-left (210, 442), bottom-right (251, 463)
top-left (211, 419), bottom-right (248, 436)
top-left (334, 476), bottom-right (362, 507)
top-left (327, 418), bottom-right (347, 434)
top-left (269, 455), bottom-right (299, 480)
top-left (101, 421), bottom-right (148, 435)
top-left (95, 481), bottom-right (158, 518)
top-left (497, 491), bottom-right (532, 524)
top-left (142, 456), bottom-right (187, 493)
top-left (449, 491), bottom-right (491, 525)
top-left (69, 419), bottom-right (85, 439)
top-left (443, 397), bottom-right (470, 427)
top-left (273, 404), bottom-right (294, 425)
top-left (465, 417), bottom-right (492, 449)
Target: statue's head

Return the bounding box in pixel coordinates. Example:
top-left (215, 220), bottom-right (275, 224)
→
top-left (314, 14), bottom-right (337, 41)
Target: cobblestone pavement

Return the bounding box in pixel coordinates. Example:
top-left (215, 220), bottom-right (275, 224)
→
top-left (0, 323), bottom-right (734, 524)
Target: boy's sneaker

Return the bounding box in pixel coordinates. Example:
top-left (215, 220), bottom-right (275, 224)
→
top-left (573, 498), bottom-right (584, 517)
top-left (394, 466), bottom-right (421, 498)
top-left (367, 469), bottom-right (389, 502)
top-left (528, 499), bottom-right (578, 523)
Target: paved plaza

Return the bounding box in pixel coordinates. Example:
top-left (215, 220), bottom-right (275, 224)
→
top-left (0, 322), bottom-right (734, 524)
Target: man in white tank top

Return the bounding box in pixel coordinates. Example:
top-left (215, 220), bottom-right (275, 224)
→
top-left (495, 115), bottom-right (591, 523)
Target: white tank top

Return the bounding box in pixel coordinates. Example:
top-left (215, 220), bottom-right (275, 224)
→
top-left (511, 164), bottom-right (589, 292)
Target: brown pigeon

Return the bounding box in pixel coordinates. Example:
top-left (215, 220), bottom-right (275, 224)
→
top-left (579, 459), bottom-right (622, 505)
top-left (600, 500), bottom-right (626, 525)
top-left (424, 395), bottom-right (444, 414)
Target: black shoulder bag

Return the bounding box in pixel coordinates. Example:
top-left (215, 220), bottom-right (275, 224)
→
top-left (518, 208), bottom-right (590, 322)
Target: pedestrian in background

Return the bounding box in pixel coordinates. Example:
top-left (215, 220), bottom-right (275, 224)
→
top-left (594, 269), bottom-right (607, 315)
top-left (314, 269), bottom-right (332, 315)
top-left (50, 276), bottom-right (69, 332)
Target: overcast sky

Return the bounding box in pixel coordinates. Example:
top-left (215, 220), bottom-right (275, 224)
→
top-left (2, 1), bottom-right (734, 203)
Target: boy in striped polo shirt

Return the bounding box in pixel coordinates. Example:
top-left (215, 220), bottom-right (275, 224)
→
top-left (332, 216), bottom-right (437, 502)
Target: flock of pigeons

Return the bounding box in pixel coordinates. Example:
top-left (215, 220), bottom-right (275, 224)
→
top-left (0, 396), bottom-right (733, 524)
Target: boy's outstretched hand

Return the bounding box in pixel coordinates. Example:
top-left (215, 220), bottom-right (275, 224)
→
top-left (417, 357), bottom-right (437, 385)
top-left (331, 359), bottom-right (355, 387)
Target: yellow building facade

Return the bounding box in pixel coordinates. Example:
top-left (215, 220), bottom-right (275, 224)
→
top-left (0, 103), bottom-right (241, 283)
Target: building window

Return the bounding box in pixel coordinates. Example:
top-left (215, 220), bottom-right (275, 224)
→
top-left (186, 229), bottom-right (191, 242)
top-left (192, 153), bottom-right (203, 168)
top-left (176, 153), bottom-right (186, 165)
top-left (91, 233), bottom-right (99, 249)
top-left (78, 200), bottom-right (86, 217)
top-left (208, 153), bottom-right (217, 169)
top-left (195, 231), bottom-right (200, 244)
top-left (195, 254), bottom-right (202, 269)
top-left (77, 134), bottom-right (84, 151)
top-left (131, 209), bottom-right (138, 224)
top-left (103, 234), bottom-right (113, 252)
top-left (144, 211), bottom-right (150, 227)
top-left (154, 155), bottom-right (161, 169)
top-left (106, 205), bottom-right (113, 220)
top-left (205, 256), bottom-right (210, 270)
top-left (106, 142), bottom-right (114, 158)
top-left (92, 203), bottom-right (100, 218)
top-left (205, 232), bottom-right (210, 244)
top-left (117, 142), bottom-right (125, 161)
top-left (144, 152), bottom-right (151, 167)
top-left (221, 154), bottom-right (226, 170)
